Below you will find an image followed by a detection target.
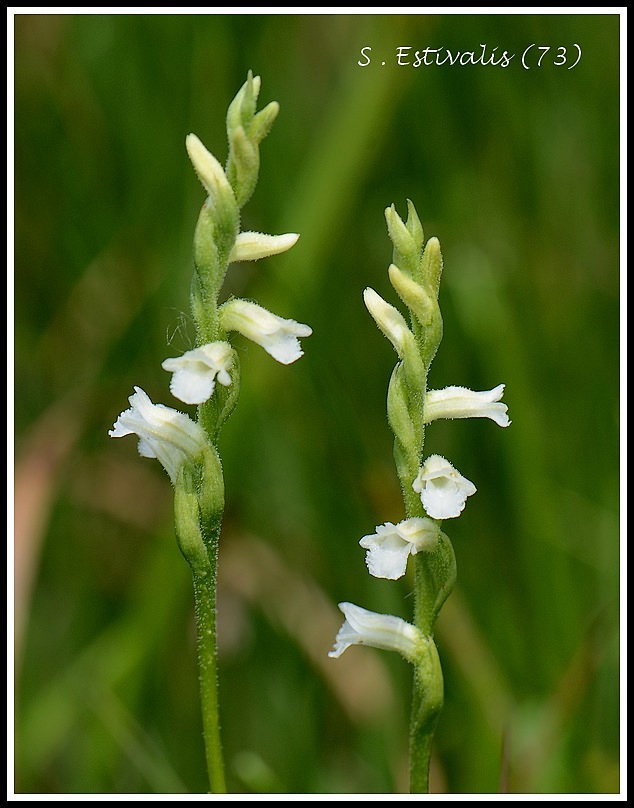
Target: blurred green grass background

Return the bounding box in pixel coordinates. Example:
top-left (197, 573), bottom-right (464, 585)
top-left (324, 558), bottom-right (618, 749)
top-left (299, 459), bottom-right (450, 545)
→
top-left (13, 12), bottom-right (620, 795)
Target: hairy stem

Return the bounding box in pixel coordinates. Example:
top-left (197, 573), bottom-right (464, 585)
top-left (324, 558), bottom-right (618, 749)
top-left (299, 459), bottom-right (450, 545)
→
top-left (192, 566), bottom-right (226, 793)
top-left (409, 637), bottom-right (444, 793)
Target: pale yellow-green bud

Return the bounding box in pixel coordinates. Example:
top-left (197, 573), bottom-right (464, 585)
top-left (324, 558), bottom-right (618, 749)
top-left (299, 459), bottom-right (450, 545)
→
top-left (227, 126), bottom-right (259, 208)
top-left (363, 287), bottom-right (413, 358)
top-left (405, 199), bottom-right (424, 247)
top-left (385, 204), bottom-right (418, 270)
top-left (229, 231), bottom-right (299, 263)
top-left (249, 101), bottom-right (280, 144)
top-left (388, 263), bottom-right (436, 327)
top-left (186, 133), bottom-right (233, 202)
top-left (419, 236), bottom-right (443, 297)
top-left (226, 71), bottom-right (261, 134)
top-left (225, 72), bottom-right (279, 209)
top-left (364, 287), bottom-right (426, 389)
top-left (226, 73), bottom-right (279, 144)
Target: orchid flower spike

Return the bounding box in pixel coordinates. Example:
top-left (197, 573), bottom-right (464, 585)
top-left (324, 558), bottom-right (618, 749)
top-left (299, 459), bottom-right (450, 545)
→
top-left (220, 299), bottom-right (312, 364)
top-left (413, 454), bottom-right (477, 519)
top-left (162, 342), bottom-right (234, 405)
top-left (108, 387), bottom-right (208, 484)
top-left (424, 384), bottom-right (510, 427)
top-left (329, 602), bottom-right (424, 663)
top-left (360, 518), bottom-right (440, 580)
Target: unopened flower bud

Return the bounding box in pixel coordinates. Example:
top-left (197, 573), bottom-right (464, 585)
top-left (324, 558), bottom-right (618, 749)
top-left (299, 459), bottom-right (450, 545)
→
top-left (229, 232), bottom-right (299, 263)
top-left (186, 133), bottom-right (233, 201)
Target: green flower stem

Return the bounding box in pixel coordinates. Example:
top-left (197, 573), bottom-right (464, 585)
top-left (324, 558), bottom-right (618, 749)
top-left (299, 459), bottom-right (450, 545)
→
top-left (409, 636), bottom-right (444, 794)
top-left (192, 568), bottom-right (226, 794)
top-left (402, 465), bottom-right (447, 793)
top-left (174, 458), bottom-right (226, 793)
top-left (394, 384), bottom-right (446, 793)
top-left (409, 533), bottom-right (455, 792)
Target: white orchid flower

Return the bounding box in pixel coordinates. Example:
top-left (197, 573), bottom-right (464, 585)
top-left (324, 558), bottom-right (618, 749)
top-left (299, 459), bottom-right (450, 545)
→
top-left (329, 602), bottom-right (423, 663)
top-left (220, 299), bottom-right (312, 364)
top-left (424, 384), bottom-right (510, 427)
top-left (162, 342), bottom-right (234, 405)
top-left (359, 518), bottom-right (440, 580)
top-left (413, 454), bottom-right (477, 519)
top-left (108, 387), bottom-right (207, 484)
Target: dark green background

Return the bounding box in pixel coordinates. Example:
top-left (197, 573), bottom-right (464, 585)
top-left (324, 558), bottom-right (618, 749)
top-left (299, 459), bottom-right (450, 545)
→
top-left (14, 12), bottom-right (620, 794)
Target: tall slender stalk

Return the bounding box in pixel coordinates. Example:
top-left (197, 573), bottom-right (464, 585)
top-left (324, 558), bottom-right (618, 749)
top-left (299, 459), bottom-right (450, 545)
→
top-left (110, 73), bottom-right (311, 793)
top-left (192, 571), bottom-right (225, 792)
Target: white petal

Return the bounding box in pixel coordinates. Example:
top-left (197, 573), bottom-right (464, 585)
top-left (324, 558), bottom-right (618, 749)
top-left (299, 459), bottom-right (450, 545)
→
top-left (137, 437), bottom-right (157, 459)
top-left (169, 368), bottom-right (216, 405)
top-left (263, 332), bottom-right (304, 364)
top-left (216, 369), bottom-right (232, 387)
top-left (420, 479), bottom-right (467, 519)
top-left (364, 545), bottom-right (412, 579)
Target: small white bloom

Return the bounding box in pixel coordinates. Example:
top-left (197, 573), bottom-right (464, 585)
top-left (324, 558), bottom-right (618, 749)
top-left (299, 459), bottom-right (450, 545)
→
top-left (229, 231), bottom-right (299, 263)
top-left (413, 454), bottom-right (477, 519)
top-left (220, 299), bottom-right (312, 364)
top-left (363, 287), bottom-right (412, 357)
top-left (109, 387), bottom-right (207, 484)
top-left (359, 517), bottom-right (439, 580)
top-left (424, 384), bottom-right (510, 427)
top-left (162, 342), bottom-right (234, 405)
top-left (329, 602), bottom-right (423, 662)
top-left (185, 133), bottom-right (233, 199)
